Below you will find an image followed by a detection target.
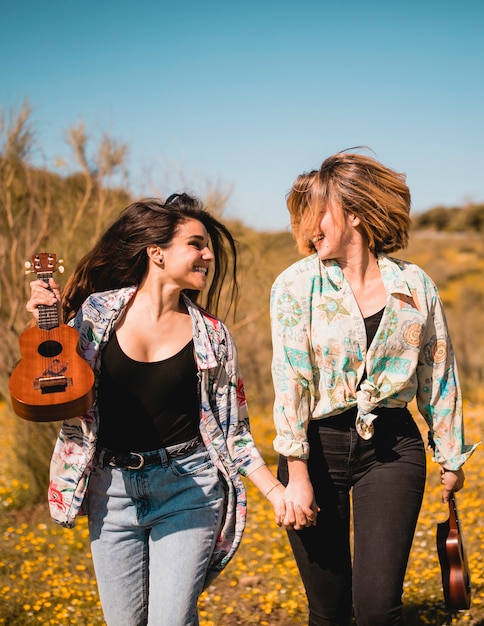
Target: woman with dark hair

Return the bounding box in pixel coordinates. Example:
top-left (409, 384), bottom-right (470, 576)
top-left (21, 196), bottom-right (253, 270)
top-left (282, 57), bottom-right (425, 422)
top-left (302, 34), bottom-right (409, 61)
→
top-left (27, 193), bottom-right (287, 626)
top-left (270, 152), bottom-right (478, 625)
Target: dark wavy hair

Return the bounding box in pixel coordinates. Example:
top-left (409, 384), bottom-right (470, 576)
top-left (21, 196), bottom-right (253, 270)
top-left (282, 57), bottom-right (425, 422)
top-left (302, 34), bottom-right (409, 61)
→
top-left (62, 193), bottom-right (238, 321)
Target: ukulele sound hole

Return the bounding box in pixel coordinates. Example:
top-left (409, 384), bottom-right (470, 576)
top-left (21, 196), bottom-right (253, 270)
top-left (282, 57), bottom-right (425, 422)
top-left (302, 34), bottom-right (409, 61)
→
top-left (38, 340), bottom-right (62, 358)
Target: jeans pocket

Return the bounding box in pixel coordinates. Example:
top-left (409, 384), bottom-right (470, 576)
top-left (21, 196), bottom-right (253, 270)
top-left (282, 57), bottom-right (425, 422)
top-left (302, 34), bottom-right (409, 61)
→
top-left (170, 447), bottom-right (215, 477)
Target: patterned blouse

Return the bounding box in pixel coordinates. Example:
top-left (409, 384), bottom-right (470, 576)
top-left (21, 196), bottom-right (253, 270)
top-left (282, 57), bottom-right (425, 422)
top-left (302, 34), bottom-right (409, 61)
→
top-left (270, 253), bottom-right (478, 470)
top-left (47, 287), bottom-right (265, 585)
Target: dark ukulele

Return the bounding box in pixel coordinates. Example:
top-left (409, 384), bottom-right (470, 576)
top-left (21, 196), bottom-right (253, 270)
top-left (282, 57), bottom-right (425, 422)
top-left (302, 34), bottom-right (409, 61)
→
top-left (9, 253), bottom-right (95, 422)
top-left (436, 492), bottom-right (471, 611)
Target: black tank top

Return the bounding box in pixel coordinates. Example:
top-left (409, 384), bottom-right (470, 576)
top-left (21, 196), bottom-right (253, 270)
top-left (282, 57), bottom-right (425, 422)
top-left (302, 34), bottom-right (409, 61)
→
top-left (97, 334), bottom-right (200, 452)
top-left (365, 307), bottom-right (384, 346)
top-left (357, 307), bottom-right (385, 390)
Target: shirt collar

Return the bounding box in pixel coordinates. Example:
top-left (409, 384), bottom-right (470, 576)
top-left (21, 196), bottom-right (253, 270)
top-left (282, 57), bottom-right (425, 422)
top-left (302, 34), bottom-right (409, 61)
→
top-left (95, 287), bottom-right (218, 370)
top-left (321, 254), bottom-right (413, 297)
top-left (182, 293), bottom-right (218, 369)
top-left (377, 254), bottom-right (413, 297)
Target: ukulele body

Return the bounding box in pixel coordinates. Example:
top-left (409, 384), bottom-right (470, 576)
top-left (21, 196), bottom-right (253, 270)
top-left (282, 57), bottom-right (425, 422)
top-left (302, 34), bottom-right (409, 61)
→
top-left (9, 324), bottom-right (95, 422)
top-left (436, 494), bottom-right (471, 611)
top-left (9, 252), bottom-right (95, 422)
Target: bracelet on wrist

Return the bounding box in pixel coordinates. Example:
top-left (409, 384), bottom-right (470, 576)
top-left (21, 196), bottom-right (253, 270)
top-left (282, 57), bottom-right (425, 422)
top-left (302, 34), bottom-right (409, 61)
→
top-left (264, 482), bottom-right (282, 498)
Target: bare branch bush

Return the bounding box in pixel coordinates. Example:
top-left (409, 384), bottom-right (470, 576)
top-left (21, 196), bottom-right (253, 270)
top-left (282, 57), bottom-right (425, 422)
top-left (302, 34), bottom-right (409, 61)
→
top-left (0, 104), bottom-right (129, 495)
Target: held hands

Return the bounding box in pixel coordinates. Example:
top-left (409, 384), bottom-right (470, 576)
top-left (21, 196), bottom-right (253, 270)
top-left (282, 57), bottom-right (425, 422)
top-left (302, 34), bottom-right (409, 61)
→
top-left (26, 278), bottom-right (61, 320)
top-left (440, 467), bottom-right (465, 503)
top-left (264, 483), bottom-right (287, 527)
top-left (264, 481), bottom-right (319, 529)
top-left (274, 456), bottom-right (319, 530)
top-left (280, 477), bottom-right (319, 530)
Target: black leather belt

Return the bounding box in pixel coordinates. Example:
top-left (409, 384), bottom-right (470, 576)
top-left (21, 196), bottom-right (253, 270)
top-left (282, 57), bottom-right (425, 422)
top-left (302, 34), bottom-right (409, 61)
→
top-left (99, 435), bottom-right (203, 470)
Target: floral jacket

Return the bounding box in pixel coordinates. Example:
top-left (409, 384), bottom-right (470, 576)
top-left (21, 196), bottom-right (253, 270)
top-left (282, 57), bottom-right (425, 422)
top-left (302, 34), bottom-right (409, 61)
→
top-left (48, 287), bottom-right (265, 584)
top-left (271, 254), bottom-right (479, 470)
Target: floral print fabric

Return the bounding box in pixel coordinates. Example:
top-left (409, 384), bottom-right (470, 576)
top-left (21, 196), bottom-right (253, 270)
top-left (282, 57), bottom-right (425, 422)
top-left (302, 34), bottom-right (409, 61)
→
top-left (48, 287), bottom-right (265, 584)
top-left (270, 254), bottom-right (478, 470)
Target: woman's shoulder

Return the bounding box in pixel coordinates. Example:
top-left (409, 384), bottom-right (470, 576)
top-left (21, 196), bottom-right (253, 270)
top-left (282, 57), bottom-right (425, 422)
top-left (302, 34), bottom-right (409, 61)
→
top-left (73, 287), bottom-right (136, 325)
top-left (273, 254), bottom-right (320, 286)
top-left (183, 294), bottom-right (231, 339)
top-left (83, 286), bottom-right (136, 308)
top-left (384, 254), bottom-right (433, 277)
top-left (183, 295), bottom-right (234, 363)
top-left (382, 255), bottom-right (439, 292)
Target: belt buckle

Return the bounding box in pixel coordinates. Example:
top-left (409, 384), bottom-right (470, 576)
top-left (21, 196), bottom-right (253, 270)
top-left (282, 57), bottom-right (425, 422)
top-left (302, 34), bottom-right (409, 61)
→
top-left (106, 452), bottom-right (146, 470)
top-left (126, 452), bottom-right (145, 470)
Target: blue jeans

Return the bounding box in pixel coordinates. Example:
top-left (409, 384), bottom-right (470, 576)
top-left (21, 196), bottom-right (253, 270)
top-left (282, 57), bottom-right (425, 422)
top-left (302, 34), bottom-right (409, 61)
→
top-left (87, 444), bottom-right (225, 626)
top-left (278, 407), bottom-right (426, 626)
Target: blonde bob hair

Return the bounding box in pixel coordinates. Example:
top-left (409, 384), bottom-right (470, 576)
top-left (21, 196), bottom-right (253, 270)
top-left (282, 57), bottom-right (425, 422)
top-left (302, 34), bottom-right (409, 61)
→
top-left (286, 151), bottom-right (412, 255)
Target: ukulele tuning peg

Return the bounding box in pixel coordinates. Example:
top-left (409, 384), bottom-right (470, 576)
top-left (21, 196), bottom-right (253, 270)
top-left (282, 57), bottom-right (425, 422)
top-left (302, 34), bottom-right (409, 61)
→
top-left (24, 261), bottom-right (32, 270)
top-left (58, 265), bottom-right (65, 274)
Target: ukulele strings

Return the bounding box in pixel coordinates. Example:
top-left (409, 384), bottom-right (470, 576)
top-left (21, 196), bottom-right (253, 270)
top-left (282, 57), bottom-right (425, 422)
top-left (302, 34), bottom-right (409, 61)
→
top-left (39, 271), bottom-right (62, 386)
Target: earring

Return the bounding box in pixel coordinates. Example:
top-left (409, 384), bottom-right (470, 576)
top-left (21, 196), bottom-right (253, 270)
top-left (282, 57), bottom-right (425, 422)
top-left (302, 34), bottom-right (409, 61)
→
top-left (158, 257), bottom-right (164, 266)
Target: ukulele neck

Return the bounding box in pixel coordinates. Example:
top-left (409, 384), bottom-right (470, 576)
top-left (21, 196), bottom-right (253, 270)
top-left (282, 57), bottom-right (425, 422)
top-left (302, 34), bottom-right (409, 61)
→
top-left (449, 494), bottom-right (460, 532)
top-left (38, 272), bottom-right (60, 331)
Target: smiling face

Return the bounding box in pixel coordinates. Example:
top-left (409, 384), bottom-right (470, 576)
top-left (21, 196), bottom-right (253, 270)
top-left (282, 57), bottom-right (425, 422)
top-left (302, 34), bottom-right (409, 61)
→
top-left (310, 201), bottom-right (357, 262)
top-left (160, 218), bottom-right (214, 291)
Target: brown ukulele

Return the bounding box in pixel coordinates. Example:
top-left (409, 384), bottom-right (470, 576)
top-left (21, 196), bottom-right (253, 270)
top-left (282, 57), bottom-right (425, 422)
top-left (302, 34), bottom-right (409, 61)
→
top-left (436, 492), bottom-right (471, 611)
top-left (9, 253), bottom-right (95, 422)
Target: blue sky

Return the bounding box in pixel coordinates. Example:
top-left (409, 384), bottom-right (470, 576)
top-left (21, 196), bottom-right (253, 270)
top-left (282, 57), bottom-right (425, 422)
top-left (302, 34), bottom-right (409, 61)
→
top-left (1, 0), bottom-right (483, 231)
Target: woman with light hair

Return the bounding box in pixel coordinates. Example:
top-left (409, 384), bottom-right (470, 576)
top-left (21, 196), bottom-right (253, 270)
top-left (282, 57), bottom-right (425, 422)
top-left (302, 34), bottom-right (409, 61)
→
top-left (271, 151), bottom-right (477, 625)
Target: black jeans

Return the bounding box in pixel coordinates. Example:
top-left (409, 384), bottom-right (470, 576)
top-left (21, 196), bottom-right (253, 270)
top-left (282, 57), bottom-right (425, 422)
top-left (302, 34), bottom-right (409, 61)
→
top-left (278, 407), bottom-right (426, 626)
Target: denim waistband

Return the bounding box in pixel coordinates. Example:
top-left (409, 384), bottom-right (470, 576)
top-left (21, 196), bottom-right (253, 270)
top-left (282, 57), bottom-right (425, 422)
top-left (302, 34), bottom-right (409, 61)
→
top-left (97, 435), bottom-right (203, 470)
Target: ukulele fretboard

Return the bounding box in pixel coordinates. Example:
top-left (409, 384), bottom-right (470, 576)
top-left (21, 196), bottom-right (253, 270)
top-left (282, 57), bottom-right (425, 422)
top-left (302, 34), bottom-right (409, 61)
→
top-left (38, 303), bottom-right (59, 330)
